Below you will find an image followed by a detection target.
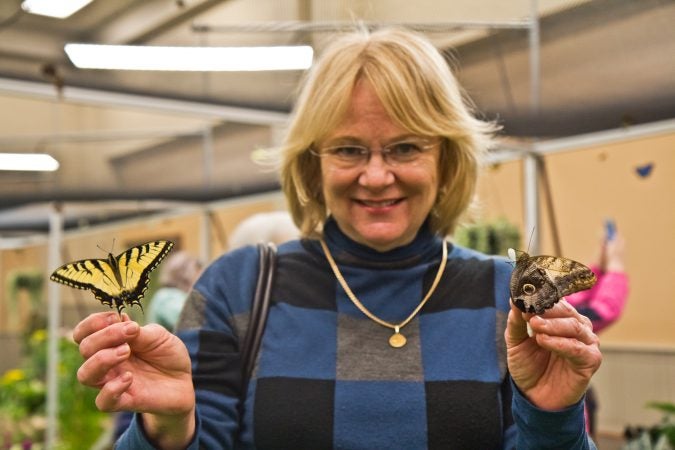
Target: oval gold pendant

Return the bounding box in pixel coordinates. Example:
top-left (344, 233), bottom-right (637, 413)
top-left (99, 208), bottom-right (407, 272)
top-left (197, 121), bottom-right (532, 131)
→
top-left (389, 332), bottom-right (407, 348)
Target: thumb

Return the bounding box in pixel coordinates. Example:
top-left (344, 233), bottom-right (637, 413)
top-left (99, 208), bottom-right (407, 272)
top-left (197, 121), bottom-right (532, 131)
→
top-left (505, 300), bottom-right (531, 348)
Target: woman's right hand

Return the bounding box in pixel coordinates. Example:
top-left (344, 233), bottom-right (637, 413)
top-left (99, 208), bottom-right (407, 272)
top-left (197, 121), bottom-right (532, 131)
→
top-left (73, 312), bottom-right (195, 449)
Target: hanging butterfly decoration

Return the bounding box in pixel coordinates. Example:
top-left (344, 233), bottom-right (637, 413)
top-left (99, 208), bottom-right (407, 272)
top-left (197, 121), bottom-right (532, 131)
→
top-left (507, 248), bottom-right (597, 314)
top-left (50, 240), bottom-right (174, 315)
top-left (635, 162), bottom-right (654, 179)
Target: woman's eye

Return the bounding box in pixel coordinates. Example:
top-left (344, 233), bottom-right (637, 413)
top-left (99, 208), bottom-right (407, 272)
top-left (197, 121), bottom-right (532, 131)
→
top-left (390, 142), bottom-right (422, 155)
top-left (332, 146), bottom-right (365, 157)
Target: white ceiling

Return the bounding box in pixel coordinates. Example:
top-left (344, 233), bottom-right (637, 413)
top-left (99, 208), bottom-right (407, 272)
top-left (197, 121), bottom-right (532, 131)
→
top-left (0, 0), bottom-right (674, 234)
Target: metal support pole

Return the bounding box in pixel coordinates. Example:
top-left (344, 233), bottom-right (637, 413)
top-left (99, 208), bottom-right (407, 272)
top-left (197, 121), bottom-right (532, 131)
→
top-left (199, 206), bottom-right (211, 264)
top-left (523, 152), bottom-right (540, 254)
top-left (45, 202), bottom-right (63, 449)
top-left (524, 0), bottom-right (541, 253)
top-left (529, 0), bottom-right (541, 117)
top-left (202, 127), bottom-right (214, 187)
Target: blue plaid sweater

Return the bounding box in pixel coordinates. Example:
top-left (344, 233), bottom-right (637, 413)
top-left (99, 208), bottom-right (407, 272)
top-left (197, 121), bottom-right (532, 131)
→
top-left (118, 219), bottom-right (595, 449)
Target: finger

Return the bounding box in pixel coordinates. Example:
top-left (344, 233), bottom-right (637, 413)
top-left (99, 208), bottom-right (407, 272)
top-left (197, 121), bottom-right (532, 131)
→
top-left (533, 332), bottom-right (602, 368)
top-left (79, 320), bottom-right (140, 359)
top-left (528, 315), bottom-right (598, 346)
top-left (542, 299), bottom-right (594, 331)
top-left (73, 312), bottom-right (121, 344)
top-left (77, 342), bottom-right (131, 387)
top-left (95, 371), bottom-right (134, 412)
top-left (541, 299), bottom-right (588, 322)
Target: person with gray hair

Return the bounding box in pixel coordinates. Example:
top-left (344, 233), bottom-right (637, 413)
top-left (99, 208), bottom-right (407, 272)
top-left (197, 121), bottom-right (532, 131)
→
top-left (228, 211), bottom-right (299, 250)
top-left (73, 28), bottom-right (601, 449)
top-left (147, 251), bottom-right (203, 331)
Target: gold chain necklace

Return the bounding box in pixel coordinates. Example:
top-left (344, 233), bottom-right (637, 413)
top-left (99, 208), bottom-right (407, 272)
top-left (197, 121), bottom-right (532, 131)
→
top-left (319, 238), bottom-right (447, 348)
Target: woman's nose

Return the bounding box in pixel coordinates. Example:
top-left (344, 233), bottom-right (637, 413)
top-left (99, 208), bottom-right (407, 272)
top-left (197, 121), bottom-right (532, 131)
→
top-left (358, 150), bottom-right (395, 187)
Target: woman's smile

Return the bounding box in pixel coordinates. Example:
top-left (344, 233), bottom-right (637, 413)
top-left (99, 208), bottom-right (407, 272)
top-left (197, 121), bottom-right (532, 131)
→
top-left (355, 197), bottom-right (403, 209)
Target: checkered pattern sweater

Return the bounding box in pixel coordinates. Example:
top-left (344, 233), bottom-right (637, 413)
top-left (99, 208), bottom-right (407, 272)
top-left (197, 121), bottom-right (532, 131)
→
top-left (118, 219), bottom-right (594, 450)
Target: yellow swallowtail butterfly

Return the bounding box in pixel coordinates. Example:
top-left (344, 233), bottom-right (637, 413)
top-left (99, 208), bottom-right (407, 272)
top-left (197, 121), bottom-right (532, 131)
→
top-left (50, 240), bottom-right (174, 314)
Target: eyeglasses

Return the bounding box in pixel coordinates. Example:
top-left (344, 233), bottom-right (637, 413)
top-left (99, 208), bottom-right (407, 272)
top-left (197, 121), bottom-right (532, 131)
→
top-left (311, 138), bottom-right (437, 169)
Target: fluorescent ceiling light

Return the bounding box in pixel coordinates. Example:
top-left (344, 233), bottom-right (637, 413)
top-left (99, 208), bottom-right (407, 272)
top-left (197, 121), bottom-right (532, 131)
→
top-left (0, 153), bottom-right (60, 172)
top-left (64, 44), bottom-right (314, 71)
top-left (22, 0), bottom-right (93, 19)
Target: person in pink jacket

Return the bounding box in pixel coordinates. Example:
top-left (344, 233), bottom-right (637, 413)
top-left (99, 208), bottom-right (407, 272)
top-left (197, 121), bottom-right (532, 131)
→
top-left (567, 233), bottom-right (629, 332)
top-left (566, 229), bottom-right (629, 437)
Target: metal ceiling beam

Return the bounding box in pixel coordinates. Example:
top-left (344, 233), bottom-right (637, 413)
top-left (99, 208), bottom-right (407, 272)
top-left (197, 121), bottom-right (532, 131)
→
top-left (0, 77), bottom-right (289, 125)
top-left (0, 127), bottom-right (207, 146)
top-left (0, 181), bottom-right (282, 212)
top-left (89, 0), bottom-right (232, 45)
top-left (191, 19), bottom-right (532, 34)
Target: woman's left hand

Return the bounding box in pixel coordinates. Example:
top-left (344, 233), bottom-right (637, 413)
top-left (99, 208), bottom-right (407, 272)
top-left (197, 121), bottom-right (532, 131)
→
top-left (505, 299), bottom-right (602, 410)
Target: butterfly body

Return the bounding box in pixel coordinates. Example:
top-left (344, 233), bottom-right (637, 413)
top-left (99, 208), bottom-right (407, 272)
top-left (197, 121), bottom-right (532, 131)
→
top-left (50, 240), bottom-right (174, 314)
top-left (508, 249), bottom-right (596, 314)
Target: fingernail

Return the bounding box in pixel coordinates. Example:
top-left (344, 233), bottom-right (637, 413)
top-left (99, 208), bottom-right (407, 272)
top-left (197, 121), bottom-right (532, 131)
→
top-left (531, 315), bottom-right (546, 327)
top-left (106, 314), bottom-right (119, 325)
top-left (116, 343), bottom-right (130, 356)
top-left (123, 322), bottom-right (139, 335)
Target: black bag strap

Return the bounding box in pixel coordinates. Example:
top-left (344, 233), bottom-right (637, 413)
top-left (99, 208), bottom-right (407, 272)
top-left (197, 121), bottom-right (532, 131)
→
top-left (240, 242), bottom-right (277, 400)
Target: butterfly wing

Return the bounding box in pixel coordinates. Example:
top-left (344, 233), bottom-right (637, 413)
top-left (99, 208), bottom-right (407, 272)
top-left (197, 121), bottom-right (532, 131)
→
top-left (509, 250), bottom-right (596, 314)
top-left (535, 255), bottom-right (597, 297)
top-left (50, 240), bottom-right (174, 313)
top-left (509, 251), bottom-right (558, 314)
top-left (50, 258), bottom-right (123, 309)
top-left (114, 240), bottom-right (174, 310)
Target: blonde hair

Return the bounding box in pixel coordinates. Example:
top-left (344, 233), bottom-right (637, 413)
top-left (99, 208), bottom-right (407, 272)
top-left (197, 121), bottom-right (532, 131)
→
top-left (280, 28), bottom-right (498, 238)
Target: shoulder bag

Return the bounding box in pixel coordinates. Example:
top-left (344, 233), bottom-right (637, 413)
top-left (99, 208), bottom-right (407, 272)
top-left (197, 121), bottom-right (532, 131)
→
top-left (240, 242), bottom-right (277, 400)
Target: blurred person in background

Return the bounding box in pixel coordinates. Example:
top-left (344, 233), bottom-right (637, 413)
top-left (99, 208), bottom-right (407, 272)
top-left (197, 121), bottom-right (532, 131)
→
top-left (147, 251), bottom-right (204, 331)
top-left (567, 225), bottom-right (629, 438)
top-left (228, 210), bottom-right (299, 249)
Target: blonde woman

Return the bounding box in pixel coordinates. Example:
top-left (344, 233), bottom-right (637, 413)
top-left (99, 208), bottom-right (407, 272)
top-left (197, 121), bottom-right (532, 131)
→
top-left (74, 28), bottom-right (601, 449)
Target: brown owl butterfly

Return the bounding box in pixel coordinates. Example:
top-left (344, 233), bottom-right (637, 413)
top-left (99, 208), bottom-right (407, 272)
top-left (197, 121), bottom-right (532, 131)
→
top-left (508, 248), bottom-right (597, 314)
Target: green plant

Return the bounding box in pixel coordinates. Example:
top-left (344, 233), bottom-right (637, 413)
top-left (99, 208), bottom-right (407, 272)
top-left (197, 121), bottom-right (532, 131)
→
top-left (0, 331), bottom-right (48, 446)
top-left (647, 402), bottom-right (675, 447)
top-left (454, 217), bottom-right (521, 256)
top-left (0, 329), bottom-right (111, 449)
top-left (57, 334), bottom-right (111, 448)
top-left (6, 269), bottom-right (47, 340)
top-left (7, 269), bottom-right (44, 305)
top-left (622, 402), bottom-right (675, 450)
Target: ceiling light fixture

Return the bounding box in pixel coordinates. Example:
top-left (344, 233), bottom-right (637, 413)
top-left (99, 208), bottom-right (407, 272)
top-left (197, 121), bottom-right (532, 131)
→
top-left (64, 43), bottom-right (314, 71)
top-left (22, 0), bottom-right (93, 19)
top-left (0, 153), bottom-right (60, 172)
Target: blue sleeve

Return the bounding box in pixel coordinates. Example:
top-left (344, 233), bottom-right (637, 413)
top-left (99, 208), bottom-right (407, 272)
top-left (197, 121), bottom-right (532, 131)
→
top-left (505, 379), bottom-right (596, 450)
top-left (114, 412), bottom-right (202, 450)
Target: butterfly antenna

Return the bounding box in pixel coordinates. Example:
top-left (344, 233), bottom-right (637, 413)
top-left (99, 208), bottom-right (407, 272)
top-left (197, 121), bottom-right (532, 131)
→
top-left (96, 239), bottom-right (116, 256)
top-left (526, 227), bottom-right (536, 253)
